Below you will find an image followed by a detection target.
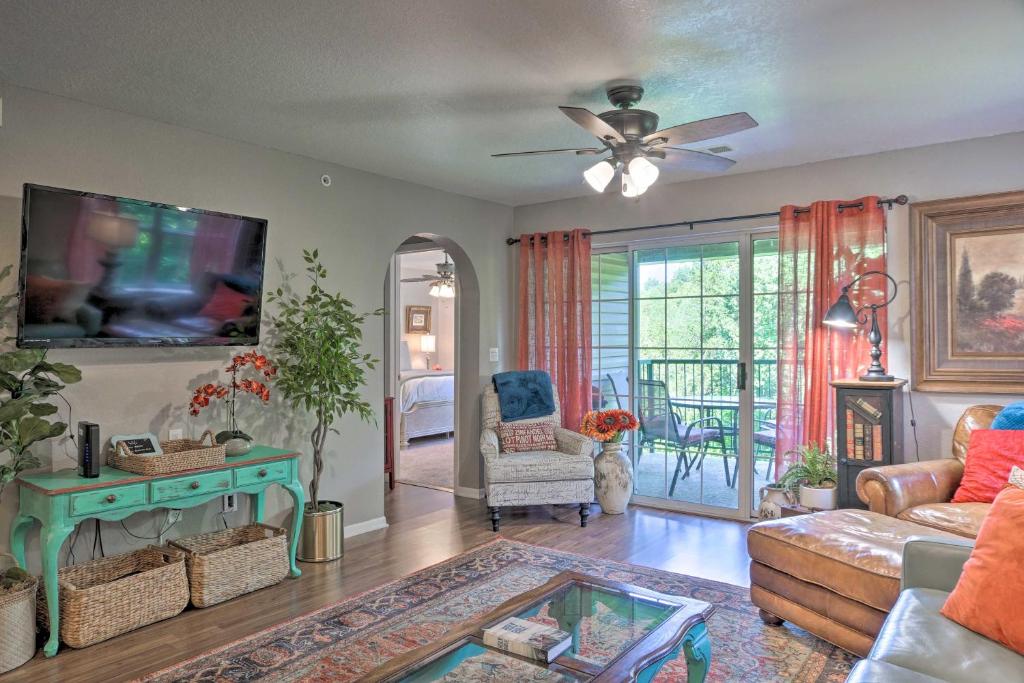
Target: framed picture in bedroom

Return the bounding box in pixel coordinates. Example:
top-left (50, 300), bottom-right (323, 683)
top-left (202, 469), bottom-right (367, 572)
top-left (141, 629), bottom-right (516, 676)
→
top-left (405, 305), bottom-right (432, 334)
top-left (911, 190), bottom-right (1024, 393)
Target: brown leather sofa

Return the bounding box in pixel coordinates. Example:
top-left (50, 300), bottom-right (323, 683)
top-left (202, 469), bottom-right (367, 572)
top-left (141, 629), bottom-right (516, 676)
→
top-left (748, 404), bottom-right (1001, 657)
top-left (856, 404), bottom-right (1001, 538)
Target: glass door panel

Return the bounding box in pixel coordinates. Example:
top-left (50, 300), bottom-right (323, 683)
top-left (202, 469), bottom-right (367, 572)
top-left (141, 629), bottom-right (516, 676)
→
top-left (633, 241), bottom-right (742, 512)
top-left (752, 237), bottom-right (781, 512)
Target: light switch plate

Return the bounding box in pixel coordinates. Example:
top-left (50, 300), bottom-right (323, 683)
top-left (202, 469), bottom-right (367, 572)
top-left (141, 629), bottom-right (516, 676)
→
top-left (489, 347), bottom-right (500, 362)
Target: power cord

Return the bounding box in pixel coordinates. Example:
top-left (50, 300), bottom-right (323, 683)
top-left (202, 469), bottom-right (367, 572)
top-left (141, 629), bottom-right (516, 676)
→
top-left (907, 389), bottom-right (921, 462)
top-left (120, 510), bottom-right (179, 541)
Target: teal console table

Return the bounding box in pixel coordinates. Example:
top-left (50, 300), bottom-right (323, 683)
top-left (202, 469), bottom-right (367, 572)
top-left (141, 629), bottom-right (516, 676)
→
top-left (9, 445), bottom-right (304, 657)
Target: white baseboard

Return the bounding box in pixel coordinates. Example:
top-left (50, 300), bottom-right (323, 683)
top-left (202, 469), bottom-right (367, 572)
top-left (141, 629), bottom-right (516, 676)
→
top-left (454, 486), bottom-right (485, 499)
top-left (344, 516), bottom-right (389, 538)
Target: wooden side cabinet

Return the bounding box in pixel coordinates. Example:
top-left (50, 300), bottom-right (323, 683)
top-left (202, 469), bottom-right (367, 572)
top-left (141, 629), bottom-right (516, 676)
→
top-left (832, 378), bottom-right (906, 509)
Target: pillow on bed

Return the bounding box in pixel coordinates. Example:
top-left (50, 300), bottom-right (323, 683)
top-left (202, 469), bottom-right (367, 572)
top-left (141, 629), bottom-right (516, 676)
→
top-left (400, 340), bottom-right (413, 371)
top-left (497, 421), bottom-right (557, 453)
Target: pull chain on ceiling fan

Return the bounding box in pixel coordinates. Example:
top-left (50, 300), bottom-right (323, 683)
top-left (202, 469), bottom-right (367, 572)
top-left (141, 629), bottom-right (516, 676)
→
top-left (492, 84), bottom-right (758, 197)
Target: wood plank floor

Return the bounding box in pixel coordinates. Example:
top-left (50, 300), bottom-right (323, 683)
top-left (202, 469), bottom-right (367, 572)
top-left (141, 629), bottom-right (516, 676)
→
top-left (6, 485), bottom-right (752, 683)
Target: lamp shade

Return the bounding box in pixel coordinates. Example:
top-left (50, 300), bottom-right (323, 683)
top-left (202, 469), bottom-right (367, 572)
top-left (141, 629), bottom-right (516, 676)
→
top-left (583, 160), bottom-right (615, 192)
top-left (822, 293), bottom-right (859, 328)
top-left (420, 334), bottom-right (436, 353)
top-left (429, 280), bottom-right (455, 298)
top-left (628, 156), bottom-right (659, 190)
top-left (87, 213), bottom-right (139, 248)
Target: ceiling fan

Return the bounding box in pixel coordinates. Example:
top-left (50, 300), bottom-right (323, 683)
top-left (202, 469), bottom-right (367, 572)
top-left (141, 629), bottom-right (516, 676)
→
top-left (492, 83), bottom-right (757, 197)
top-left (400, 253), bottom-right (456, 298)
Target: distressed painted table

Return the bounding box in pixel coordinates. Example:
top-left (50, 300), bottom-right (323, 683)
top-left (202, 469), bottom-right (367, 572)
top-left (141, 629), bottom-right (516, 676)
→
top-left (364, 571), bottom-right (714, 682)
top-left (9, 446), bottom-right (304, 657)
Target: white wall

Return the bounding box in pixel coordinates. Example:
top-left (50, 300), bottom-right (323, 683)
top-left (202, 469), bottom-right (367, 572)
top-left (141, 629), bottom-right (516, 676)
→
top-left (514, 131), bottom-right (1024, 461)
top-left (0, 86), bottom-right (511, 569)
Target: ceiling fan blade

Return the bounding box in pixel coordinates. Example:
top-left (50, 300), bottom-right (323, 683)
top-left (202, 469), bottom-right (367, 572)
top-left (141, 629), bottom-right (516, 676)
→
top-left (643, 112), bottom-right (757, 147)
top-left (400, 276), bottom-right (435, 283)
top-left (491, 147), bottom-right (603, 158)
top-left (558, 106), bottom-right (626, 144)
top-left (659, 148), bottom-right (736, 173)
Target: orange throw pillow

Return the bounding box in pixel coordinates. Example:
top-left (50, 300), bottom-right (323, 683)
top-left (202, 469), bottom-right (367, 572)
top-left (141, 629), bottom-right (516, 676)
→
top-left (951, 430), bottom-right (1024, 503)
top-left (941, 486), bottom-right (1024, 654)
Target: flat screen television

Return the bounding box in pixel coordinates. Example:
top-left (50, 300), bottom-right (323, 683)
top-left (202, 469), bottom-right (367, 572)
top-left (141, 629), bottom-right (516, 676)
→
top-left (17, 184), bottom-right (268, 348)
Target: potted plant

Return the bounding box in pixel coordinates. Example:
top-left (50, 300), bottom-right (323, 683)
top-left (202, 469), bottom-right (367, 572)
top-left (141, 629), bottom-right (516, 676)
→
top-left (777, 442), bottom-right (839, 510)
top-left (581, 409), bottom-right (639, 514)
top-left (267, 250), bottom-right (379, 562)
top-left (0, 264), bottom-right (79, 673)
top-left (188, 350), bottom-right (277, 456)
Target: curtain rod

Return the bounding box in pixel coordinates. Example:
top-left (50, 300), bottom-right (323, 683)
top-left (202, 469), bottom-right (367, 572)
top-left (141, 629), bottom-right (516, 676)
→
top-left (505, 194), bottom-right (908, 246)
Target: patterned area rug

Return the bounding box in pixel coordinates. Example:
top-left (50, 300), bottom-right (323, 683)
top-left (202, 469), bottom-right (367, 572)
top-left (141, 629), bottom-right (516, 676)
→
top-left (141, 539), bottom-right (855, 682)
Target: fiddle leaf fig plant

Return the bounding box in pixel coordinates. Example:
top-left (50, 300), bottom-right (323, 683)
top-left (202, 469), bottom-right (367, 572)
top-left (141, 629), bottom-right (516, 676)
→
top-left (267, 250), bottom-right (380, 512)
top-left (0, 264), bottom-right (82, 501)
top-left (777, 442), bottom-right (837, 494)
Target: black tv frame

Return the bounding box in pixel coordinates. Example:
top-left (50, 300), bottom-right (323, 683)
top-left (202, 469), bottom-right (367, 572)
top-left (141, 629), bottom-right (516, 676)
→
top-left (17, 183), bottom-right (269, 349)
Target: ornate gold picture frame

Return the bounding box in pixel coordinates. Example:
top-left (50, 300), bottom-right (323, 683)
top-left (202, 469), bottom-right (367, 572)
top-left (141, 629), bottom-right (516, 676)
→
top-left (911, 190), bottom-right (1024, 393)
top-left (405, 305), bottom-right (431, 334)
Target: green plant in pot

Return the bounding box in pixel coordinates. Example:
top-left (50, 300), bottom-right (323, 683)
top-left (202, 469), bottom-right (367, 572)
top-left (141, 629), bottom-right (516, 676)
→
top-left (267, 250), bottom-right (379, 562)
top-left (0, 264), bottom-right (79, 674)
top-left (777, 442), bottom-right (838, 510)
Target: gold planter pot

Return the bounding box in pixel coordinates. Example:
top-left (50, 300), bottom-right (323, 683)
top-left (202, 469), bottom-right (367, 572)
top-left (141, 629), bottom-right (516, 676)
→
top-left (298, 501), bottom-right (344, 562)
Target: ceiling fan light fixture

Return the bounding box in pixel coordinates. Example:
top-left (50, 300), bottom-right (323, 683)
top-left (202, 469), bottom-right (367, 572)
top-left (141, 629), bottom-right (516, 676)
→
top-left (628, 156), bottom-right (659, 191)
top-left (429, 279), bottom-right (456, 298)
top-left (583, 159), bottom-right (615, 192)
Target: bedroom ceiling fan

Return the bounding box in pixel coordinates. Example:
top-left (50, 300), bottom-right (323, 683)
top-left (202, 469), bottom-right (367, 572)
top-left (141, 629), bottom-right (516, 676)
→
top-left (492, 83), bottom-right (757, 197)
top-left (400, 252), bottom-right (456, 298)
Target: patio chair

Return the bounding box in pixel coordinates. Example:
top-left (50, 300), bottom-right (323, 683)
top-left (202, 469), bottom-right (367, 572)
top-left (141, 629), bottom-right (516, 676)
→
top-left (597, 373), bottom-right (624, 410)
top-left (635, 379), bottom-right (729, 496)
top-left (753, 412), bottom-right (777, 481)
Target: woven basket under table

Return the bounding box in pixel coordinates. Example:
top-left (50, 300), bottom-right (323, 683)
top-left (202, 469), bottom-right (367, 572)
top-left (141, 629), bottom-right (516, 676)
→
top-left (169, 523), bottom-right (289, 608)
top-left (109, 429), bottom-right (225, 476)
top-left (0, 552), bottom-right (37, 674)
top-left (37, 546), bottom-right (188, 649)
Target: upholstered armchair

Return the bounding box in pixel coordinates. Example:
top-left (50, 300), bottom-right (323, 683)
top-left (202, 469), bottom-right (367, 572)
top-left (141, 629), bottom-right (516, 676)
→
top-left (480, 383), bottom-right (595, 531)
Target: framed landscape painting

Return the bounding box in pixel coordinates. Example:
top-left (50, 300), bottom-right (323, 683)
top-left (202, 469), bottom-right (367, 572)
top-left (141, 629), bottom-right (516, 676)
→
top-left (911, 190), bottom-right (1024, 393)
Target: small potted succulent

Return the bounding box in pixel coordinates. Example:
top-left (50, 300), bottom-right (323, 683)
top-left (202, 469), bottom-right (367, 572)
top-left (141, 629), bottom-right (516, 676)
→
top-left (777, 442), bottom-right (839, 510)
top-left (188, 350), bottom-right (276, 456)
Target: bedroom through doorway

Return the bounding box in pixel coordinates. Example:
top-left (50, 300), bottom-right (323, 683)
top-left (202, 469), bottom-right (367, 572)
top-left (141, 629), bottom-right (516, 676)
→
top-left (390, 242), bottom-right (457, 492)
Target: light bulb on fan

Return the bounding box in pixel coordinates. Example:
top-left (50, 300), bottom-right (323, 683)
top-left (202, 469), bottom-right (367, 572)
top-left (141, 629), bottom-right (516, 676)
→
top-left (621, 170), bottom-right (645, 198)
top-left (583, 160), bottom-right (615, 193)
top-left (628, 156), bottom-right (659, 191)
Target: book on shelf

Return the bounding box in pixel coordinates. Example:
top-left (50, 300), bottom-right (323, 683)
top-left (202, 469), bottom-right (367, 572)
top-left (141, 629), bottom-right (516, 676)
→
top-left (483, 617), bottom-right (573, 663)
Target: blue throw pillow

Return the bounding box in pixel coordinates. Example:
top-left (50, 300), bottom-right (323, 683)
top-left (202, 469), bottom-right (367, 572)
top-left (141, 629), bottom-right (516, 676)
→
top-left (992, 401), bottom-right (1024, 430)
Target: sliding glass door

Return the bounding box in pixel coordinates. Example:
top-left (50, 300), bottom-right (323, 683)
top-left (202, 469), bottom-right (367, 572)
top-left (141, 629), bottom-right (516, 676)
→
top-left (592, 230), bottom-right (779, 519)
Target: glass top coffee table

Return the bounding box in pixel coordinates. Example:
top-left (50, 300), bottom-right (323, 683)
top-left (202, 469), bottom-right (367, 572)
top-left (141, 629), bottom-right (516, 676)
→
top-left (364, 571), bottom-right (714, 682)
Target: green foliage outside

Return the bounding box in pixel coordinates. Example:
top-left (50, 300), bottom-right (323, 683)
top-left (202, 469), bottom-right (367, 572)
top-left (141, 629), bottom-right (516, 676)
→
top-left (0, 265), bottom-right (82, 502)
top-left (267, 250), bottom-right (380, 512)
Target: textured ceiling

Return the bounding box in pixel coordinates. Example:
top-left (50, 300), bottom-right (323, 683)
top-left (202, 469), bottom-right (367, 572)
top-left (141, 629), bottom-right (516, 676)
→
top-left (1, 0), bottom-right (1023, 205)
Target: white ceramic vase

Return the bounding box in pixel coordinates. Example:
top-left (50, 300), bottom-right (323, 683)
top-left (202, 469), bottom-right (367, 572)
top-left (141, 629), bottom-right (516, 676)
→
top-left (757, 485), bottom-right (794, 520)
top-left (594, 441), bottom-right (633, 514)
top-left (799, 484), bottom-right (838, 511)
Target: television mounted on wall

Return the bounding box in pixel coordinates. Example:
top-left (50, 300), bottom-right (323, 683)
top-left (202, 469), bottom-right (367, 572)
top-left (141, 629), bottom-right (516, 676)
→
top-left (17, 184), bottom-right (269, 348)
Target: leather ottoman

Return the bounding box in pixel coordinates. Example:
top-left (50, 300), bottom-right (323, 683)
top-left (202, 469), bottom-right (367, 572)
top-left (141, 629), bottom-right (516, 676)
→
top-left (748, 509), bottom-right (959, 656)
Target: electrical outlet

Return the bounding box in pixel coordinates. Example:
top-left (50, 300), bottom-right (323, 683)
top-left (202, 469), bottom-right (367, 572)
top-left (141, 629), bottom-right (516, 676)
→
top-left (489, 347), bottom-right (500, 362)
top-left (222, 493), bottom-right (238, 513)
top-left (168, 427), bottom-right (184, 441)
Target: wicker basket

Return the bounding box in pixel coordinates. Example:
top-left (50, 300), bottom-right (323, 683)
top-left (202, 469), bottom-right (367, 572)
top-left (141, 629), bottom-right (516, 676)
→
top-left (169, 524), bottom-right (289, 608)
top-left (109, 429), bottom-right (225, 476)
top-left (37, 546), bottom-right (188, 649)
top-left (0, 553), bottom-right (37, 674)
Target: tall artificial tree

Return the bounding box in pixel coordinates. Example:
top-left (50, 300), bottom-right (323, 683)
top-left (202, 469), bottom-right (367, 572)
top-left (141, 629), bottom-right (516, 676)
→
top-left (267, 250), bottom-right (379, 511)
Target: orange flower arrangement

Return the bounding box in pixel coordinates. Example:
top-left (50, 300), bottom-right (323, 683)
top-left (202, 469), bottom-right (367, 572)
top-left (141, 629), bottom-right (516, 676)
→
top-left (189, 351), bottom-right (277, 445)
top-left (581, 408), bottom-right (639, 443)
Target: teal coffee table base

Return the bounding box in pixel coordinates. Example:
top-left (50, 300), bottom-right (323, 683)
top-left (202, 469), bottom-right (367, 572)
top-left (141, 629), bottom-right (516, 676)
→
top-left (10, 446), bottom-right (304, 658)
top-left (364, 571), bottom-right (714, 682)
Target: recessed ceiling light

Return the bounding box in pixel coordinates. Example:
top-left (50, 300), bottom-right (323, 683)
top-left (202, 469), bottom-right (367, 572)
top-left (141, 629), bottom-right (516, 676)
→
top-left (707, 145), bottom-right (732, 154)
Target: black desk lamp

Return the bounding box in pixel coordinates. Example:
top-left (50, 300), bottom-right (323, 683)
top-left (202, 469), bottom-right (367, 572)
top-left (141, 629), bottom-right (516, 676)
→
top-left (822, 270), bottom-right (898, 381)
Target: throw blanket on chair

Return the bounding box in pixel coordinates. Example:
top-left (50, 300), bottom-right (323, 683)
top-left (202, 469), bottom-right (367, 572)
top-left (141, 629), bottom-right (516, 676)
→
top-left (492, 370), bottom-right (556, 422)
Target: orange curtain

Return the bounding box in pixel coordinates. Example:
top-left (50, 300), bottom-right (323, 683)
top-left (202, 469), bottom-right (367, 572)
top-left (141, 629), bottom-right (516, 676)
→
top-left (517, 228), bottom-right (592, 431)
top-left (776, 198), bottom-right (887, 476)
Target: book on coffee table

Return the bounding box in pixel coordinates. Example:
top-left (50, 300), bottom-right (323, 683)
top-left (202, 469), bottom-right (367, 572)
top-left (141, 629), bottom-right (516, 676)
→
top-left (483, 617), bottom-right (572, 663)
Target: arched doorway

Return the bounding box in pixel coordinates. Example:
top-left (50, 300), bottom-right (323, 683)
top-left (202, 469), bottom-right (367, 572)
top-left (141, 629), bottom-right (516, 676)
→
top-left (384, 234), bottom-right (480, 497)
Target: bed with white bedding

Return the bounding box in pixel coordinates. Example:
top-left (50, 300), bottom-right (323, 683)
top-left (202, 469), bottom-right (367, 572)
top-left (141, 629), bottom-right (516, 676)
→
top-left (398, 340), bottom-right (455, 444)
